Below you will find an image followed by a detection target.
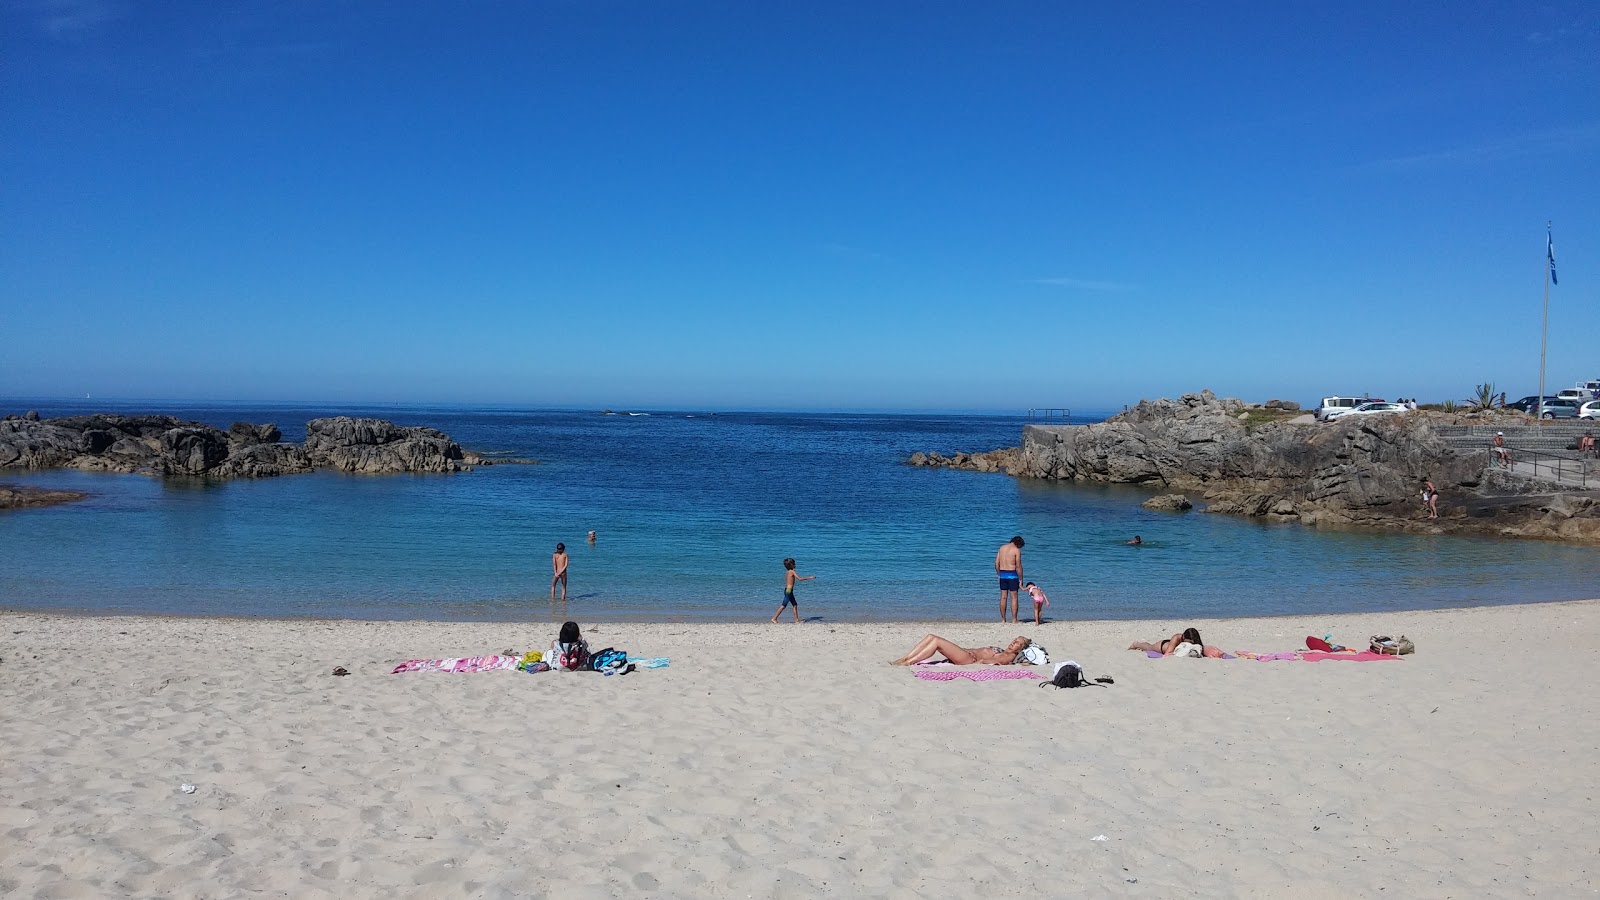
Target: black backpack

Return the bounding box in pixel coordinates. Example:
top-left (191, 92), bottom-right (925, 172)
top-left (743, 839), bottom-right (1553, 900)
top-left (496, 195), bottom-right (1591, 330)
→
top-left (1040, 663), bottom-right (1112, 689)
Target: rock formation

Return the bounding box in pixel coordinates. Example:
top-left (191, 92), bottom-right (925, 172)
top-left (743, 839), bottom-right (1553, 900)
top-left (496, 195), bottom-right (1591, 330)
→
top-left (1141, 494), bottom-right (1193, 511)
top-left (0, 483), bottom-right (89, 510)
top-left (906, 447), bottom-right (1023, 474)
top-left (0, 413), bottom-right (483, 480)
top-left (1016, 391), bottom-right (1599, 544)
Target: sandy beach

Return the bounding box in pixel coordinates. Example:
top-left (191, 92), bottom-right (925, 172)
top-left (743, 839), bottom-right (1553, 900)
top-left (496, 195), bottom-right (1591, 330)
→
top-left (3, 601), bottom-right (1597, 898)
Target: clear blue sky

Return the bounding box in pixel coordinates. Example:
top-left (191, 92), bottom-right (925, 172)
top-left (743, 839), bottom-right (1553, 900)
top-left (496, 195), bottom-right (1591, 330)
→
top-left (3, 1), bottom-right (1596, 411)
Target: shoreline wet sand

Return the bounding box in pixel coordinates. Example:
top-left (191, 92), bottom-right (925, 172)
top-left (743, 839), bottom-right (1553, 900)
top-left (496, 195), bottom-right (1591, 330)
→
top-left (4, 600), bottom-right (1597, 896)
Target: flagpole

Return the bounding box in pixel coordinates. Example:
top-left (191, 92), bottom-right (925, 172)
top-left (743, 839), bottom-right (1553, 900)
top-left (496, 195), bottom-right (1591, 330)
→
top-left (1538, 221), bottom-right (1550, 421)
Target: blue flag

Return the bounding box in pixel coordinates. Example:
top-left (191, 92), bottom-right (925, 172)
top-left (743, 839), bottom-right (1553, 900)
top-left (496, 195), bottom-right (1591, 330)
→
top-left (1548, 229), bottom-right (1558, 285)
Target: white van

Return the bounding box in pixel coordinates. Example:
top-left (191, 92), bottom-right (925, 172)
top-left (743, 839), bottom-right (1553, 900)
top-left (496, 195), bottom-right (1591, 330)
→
top-left (1317, 396), bottom-right (1373, 421)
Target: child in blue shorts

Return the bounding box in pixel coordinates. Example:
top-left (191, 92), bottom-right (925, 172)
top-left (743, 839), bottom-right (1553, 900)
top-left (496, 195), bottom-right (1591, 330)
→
top-left (770, 557), bottom-right (815, 623)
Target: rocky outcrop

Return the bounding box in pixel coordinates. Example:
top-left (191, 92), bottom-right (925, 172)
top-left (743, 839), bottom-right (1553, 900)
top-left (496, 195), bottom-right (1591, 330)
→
top-left (304, 417), bottom-right (465, 474)
top-left (1017, 391), bottom-right (1600, 543)
top-left (0, 413), bottom-right (477, 479)
top-left (907, 447), bottom-right (1023, 474)
top-left (1142, 493), bottom-right (1193, 511)
top-left (0, 483), bottom-right (89, 510)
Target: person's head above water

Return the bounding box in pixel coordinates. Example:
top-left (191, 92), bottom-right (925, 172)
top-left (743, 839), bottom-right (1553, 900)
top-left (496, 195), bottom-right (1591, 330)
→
top-left (556, 542), bottom-right (565, 552)
top-left (1010, 536), bottom-right (1024, 548)
top-left (1128, 535), bottom-right (1143, 545)
top-left (783, 557), bottom-right (796, 570)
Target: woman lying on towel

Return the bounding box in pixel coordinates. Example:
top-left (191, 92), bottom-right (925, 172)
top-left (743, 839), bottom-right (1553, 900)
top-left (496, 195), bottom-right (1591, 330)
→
top-left (891, 634), bottom-right (1031, 666)
top-left (1128, 627), bottom-right (1210, 656)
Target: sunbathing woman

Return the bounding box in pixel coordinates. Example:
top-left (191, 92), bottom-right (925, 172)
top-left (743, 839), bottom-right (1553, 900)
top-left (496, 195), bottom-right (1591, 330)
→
top-left (891, 634), bottom-right (1031, 666)
top-left (1128, 626), bottom-right (1204, 655)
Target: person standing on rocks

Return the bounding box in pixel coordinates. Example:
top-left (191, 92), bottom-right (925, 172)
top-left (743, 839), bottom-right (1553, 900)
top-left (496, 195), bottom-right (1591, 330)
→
top-left (1421, 481), bottom-right (1439, 520)
top-left (994, 536), bottom-right (1024, 623)
top-left (551, 542), bottom-right (569, 601)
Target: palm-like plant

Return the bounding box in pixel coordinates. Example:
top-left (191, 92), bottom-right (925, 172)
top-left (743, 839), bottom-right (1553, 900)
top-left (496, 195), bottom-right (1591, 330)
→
top-left (1468, 383), bottom-right (1501, 409)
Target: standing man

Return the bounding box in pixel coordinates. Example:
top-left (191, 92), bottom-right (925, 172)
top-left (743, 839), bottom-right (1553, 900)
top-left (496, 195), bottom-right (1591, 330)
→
top-left (551, 542), bottom-right (569, 601)
top-left (994, 535), bottom-right (1024, 623)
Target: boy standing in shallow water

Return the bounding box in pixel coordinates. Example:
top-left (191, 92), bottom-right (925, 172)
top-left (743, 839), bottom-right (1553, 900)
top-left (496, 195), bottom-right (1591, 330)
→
top-left (1024, 581), bottom-right (1050, 625)
top-left (771, 558), bottom-right (814, 623)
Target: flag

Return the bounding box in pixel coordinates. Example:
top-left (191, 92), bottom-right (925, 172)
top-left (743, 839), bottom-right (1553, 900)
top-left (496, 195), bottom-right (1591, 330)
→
top-left (1548, 228), bottom-right (1558, 285)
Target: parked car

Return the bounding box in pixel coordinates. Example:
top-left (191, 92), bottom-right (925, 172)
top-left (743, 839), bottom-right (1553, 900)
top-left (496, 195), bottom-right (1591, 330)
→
top-left (1327, 401), bottom-right (1410, 421)
top-left (1579, 400), bottom-right (1600, 420)
top-left (1317, 396), bottom-right (1382, 421)
top-left (1535, 398), bottom-right (1581, 419)
top-left (1508, 395), bottom-right (1560, 413)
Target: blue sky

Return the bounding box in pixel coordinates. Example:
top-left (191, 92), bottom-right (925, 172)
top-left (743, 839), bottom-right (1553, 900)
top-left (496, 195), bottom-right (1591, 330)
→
top-left (3, 1), bottom-right (1596, 411)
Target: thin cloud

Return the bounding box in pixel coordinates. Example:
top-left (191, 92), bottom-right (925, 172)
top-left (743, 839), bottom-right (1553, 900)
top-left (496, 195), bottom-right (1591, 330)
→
top-left (1367, 125), bottom-right (1600, 170)
top-left (1027, 277), bottom-right (1137, 293)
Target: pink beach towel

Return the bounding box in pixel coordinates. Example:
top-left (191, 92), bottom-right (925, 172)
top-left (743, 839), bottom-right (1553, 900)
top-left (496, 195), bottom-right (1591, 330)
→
top-left (1231, 650), bottom-right (1401, 662)
top-left (391, 654), bottom-right (520, 674)
top-left (1300, 651), bottom-right (1401, 662)
top-left (914, 668), bottom-right (1040, 682)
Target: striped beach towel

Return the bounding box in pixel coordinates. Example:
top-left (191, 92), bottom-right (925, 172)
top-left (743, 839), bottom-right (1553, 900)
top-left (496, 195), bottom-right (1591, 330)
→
top-left (914, 668), bottom-right (1040, 682)
top-left (391, 654), bottom-right (520, 674)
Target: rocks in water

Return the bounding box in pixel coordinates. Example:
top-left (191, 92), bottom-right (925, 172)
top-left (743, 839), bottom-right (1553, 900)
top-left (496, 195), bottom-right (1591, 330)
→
top-left (159, 426), bottom-right (232, 476)
top-left (0, 483), bottom-right (88, 510)
top-left (304, 417), bottom-right (465, 474)
top-left (906, 447), bottom-right (1023, 475)
top-left (1142, 493), bottom-right (1193, 511)
top-left (0, 413), bottom-right (476, 480)
top-left (1018, 390), bottom-right (1600, 544)
top-left (228, 422), bottom-right (282, 445)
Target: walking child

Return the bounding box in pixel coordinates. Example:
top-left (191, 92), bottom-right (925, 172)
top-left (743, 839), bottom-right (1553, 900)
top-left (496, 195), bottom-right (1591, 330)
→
top-left (1024, 581), bottom-right (1050, 625)
top-left (771, 557), bottom-right (814, 623)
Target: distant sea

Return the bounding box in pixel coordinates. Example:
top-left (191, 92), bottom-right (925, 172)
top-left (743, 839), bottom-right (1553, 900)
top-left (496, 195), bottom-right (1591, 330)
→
top-left (3, 399), bottom-right (1598, 623)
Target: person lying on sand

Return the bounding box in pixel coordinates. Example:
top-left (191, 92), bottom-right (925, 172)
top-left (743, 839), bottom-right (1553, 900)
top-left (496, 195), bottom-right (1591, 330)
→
top-left (892, 635), bottom-right (1031, 666)
top-left (1129, 626), bottom-right (1204, 655)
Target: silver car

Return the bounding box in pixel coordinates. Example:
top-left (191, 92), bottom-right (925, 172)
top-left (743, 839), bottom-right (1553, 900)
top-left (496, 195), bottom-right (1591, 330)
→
top-left (1327, 401), bottom-right (1409, 421)
top-left (1579, 400), bottom-right (1600, 420)
top-left (1536, 399), bottom-right (1581, 419)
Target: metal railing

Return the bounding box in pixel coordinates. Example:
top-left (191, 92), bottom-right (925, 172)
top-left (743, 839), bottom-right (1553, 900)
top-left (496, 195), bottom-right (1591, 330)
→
top-left (1494, 445), bottom-right (1596, 489)
top-left (1027, 408), bottom-right (1071, 423)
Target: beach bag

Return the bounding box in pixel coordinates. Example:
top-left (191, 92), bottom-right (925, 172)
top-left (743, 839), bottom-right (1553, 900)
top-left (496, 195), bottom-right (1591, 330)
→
top-left (1019, 644), bottom-right (1050, 666)
top-left (1170, 641), bottom-right (1202, 658)
top-left (589, 647), bottom-right (628, 671)
top-left (554, 640), bottom-right (590, 671)
top-left (1041, 661), bottom-right (1087, 688)
top-left (1040, 661), bottom-right (1109, 689)
top-left (1369, 635), bottom-right (1415, 656)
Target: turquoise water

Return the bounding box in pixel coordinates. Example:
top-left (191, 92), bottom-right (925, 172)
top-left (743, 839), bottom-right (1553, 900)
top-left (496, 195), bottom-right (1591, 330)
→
top-left (2, 400), bottom-right (1597, 622)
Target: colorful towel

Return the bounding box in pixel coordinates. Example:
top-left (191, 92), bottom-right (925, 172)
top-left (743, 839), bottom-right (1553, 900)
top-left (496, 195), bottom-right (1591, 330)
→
top-left (1145, 650), bottom-right (1236, 659)
top-left (1301, 651), bottom-right (1400, 662)
top-left (1232, 650), bottom-right (1401, 662)
top-left (390, 654), bottom-right (520, 674)
top-left (914, 668), bottom-right (1040, 681)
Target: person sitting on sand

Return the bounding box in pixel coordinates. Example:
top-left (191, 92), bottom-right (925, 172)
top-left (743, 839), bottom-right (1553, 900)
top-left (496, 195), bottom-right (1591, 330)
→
top-left (1129, 626), bottom-right (1204, 655)
top-left (891, 634), bottom-right (1031, 666)
top-left (550, 620), bottom-right (590, 670)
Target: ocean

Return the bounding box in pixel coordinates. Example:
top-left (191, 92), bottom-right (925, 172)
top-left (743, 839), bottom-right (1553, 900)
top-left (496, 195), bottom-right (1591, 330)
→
top-left (2, 399), bottom-right (1597, 622)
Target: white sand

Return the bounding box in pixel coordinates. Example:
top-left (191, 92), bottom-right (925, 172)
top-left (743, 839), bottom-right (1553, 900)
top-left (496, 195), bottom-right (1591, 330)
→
top-left (3, 602), bottom-right (1598, 898)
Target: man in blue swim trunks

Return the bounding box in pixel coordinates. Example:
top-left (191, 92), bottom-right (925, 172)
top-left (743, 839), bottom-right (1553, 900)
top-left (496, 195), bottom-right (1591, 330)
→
top-left (994, 535), bottom-right (1024, 623)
